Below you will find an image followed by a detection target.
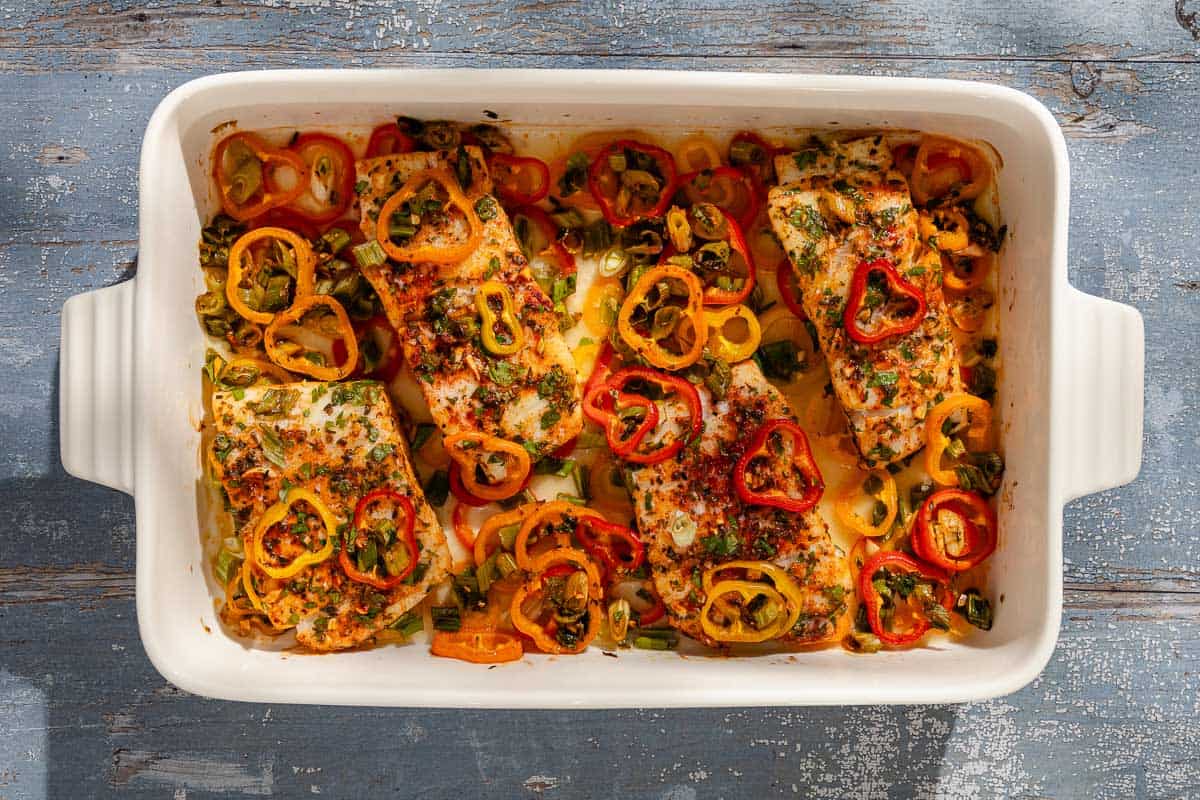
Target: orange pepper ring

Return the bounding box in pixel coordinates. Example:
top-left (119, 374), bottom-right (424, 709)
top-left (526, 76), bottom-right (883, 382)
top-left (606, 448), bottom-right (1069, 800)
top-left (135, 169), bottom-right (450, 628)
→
top-left (514, 501), bottom-right (604, 570)
top-left (431, 629), bottom-right (524, 664)
top-left (443, 432), bottom-right (532, 502)
top-left (263, 294), bottom-right (358, 381)
top-left (510, 547), bottom-right (603, 655)
top-left (616, 264), bottom-right (707, 370)
top-left (375, 168), bottom-right (484, 264)
top-left (212, 131), bottom-right (310, 222)
top-left (225, 226), bottom-right (316, 325)
top-left (924, 394), bottom-right (992, 486)
top-left (473, 505), bottom-right (530, 567)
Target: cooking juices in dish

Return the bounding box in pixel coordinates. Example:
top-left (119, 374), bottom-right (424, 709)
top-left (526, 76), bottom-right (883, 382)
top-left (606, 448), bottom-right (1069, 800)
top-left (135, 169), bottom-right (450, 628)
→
top-left (197, 118), bottom-right (1004, 661)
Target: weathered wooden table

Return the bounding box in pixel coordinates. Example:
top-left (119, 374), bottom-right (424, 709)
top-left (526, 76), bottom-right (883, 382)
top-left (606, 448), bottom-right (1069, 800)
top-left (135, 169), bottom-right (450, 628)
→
top-left (1, 2), bottom-right (1196, 797)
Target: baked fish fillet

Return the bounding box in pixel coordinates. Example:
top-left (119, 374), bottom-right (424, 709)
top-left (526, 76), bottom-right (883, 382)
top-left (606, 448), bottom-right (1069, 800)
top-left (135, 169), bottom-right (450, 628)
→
top-left (627, 362), bottom-right (852, 648)
top-left (356, 148), bottom-right (581, 456)
top-left (211, 380), bottom-right (450, 650)
top-left (767, 136), bottom-right (964, 466)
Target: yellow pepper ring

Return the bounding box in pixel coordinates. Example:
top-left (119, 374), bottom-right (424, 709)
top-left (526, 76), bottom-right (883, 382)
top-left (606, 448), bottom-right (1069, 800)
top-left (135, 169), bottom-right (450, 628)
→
top-left (444, 431), bottom-right (532, 502)
top-left (943, 251), bottom-right (994, 293)
top-left (699, 560), bottom-right (805, 643)
top-left (700, 580), bottom-right (792, 643)
top-left (251, 488), bottom-right (338, 580)
top-left (263, 294), bottom-right (358, 381)
top-left (375, 168), bottom-right (483, 265)
top-left (704, 304), bottom-right (762, 363)
top-left (616, 264), bottom-right (707, 370)
top-left (241, 558), bottom-right (267, 613)
top-left (918, 210), bottom-right (971, 253)
top-left (514, 501), bottom-right (604, 570)
top-left (835, 469), bottom-right (899, 538)
top-left (674, 134), bottom-right (723, 172)
top-left (476, 280), bottom-right (524, 357)
top-left (925, 394), bottom-right (992, 486)
top-left (225, 227), bottom-right (316, 325)
top-left (221, 356), bottom-right (296, 386)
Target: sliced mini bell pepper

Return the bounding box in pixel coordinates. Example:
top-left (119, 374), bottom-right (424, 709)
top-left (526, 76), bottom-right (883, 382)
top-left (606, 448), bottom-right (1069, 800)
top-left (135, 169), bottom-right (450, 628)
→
top-left (587, 139), bottom-right (677, 227)
top-left (734, 419), bottom-right (824, 513)
top-left (689, 208), bottom-right (756, 306)
top-left (910, 136), bottom-right (990, 205)
top-left (634, 581), bottom-right (666, 625)
top-left (212, 131), bottom-right (310, 222)
top-left (575, 517), bottom-right (644, 573)
top-left (914, 488), bottom-right (997, 572)
top-left (251, 488), bottom-right (337, 580)
top-left (263, 294), bottom-right (358, 381)
top-left (472, 504), bottom-right (529, 567)
top-left (451, 500), bottom-right (477, 552)
top-left (616, 264), bottom-right (707, 370)
top-left (509, 547), bottom-right (603, 655)
top-left (582, 380), bottom-right (660, 460)
top-left (678, 166), bottom-right (760, 231)
top-left (775, 260), bottom-right (808, 320)
top-left (705, 304), bottom-right (762, 363)
top-left (375, 168), bottom-right (484, 264)
top-left (279, 132), bottom-right (356, 224)
top-left (365, 122), bottom-right (416, 158)
top-left (843, 258), bottom-right (927, 345)
top-left (339, 488), bottom-right (418, 589)
top-left (511, 204), bottom-right (576, 275)
top-left (431, 629), bottom-right (523, 664)
top-left (674, 134), bottom-right (723, 172)
top-left (727, 131), bottom-right (780, 194)
top-left (225, 226), bottom-right (316, 325)
top-left (449, 462), bottom-right (491, 507)
top-left (597, 367), bottom-right (702, 465)
top-left (699, 560), bottom-right (804, 644)
top-left (443, 431), bottom-right (532, 502)
top-left (835, 469), bottom-right (899, 539)
top-left (515, 501), bottom-right (603, 570)
top-left (858, 551), bottom-right (954, 647)
top-left (489, 153), bottom-right (551, 205)
top-left (925, 394), bottom-right (992, 486)
top-left (475, 280), bottom-right (525, 356)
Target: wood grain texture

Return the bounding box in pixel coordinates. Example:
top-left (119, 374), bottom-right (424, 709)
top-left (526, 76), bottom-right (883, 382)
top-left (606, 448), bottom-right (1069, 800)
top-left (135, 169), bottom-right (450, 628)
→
top-left (0, 1), bottom-right (1196, 797)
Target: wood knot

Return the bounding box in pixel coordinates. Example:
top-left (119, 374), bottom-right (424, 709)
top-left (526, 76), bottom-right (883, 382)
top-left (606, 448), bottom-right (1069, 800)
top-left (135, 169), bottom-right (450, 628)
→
top-left (1178, 0), bottom-right (1200, 40)
top-left (1070, 62), bottom-right (1099, 99)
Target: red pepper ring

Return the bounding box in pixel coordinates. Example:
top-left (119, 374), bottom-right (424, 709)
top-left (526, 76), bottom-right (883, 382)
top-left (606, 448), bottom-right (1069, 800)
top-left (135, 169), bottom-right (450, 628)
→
top-left (489, 153), bottom-right (551, 205)
top-left (582, 382), bottom-right (660, 460)
top-left (634, 583), bottom-right (666, 625)
top-left (775, 260), bottom-right (808, 320)
top-left (575, 517), bottom-right (645, 573)
top-left (858, 551), bottom-right (954, 647)
top-left (600, 367), bottom-right (703, 465)
top-left (913, 489), bottom-right (998, 572)
top-left (339, 489), bottom-right (418, 590)
top-left (728, 131), bottom-right (783, 195)
top-left (843, 258), bottom-right (927, 345)
top-left (733, 419), bottom-right (824, 513)
top-left (365, 122), bottom-right (416, 158)
top-left (672, 208), bottom-right (756, 307)
top-left (511, 205), bottom-right (576, 275)
top-left (587, 139), bottom-right (678, 227)
top-left (678, 166), bottom-right (760, 231)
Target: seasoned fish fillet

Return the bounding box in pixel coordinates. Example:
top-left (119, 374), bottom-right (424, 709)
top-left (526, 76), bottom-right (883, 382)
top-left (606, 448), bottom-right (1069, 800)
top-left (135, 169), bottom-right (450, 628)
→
top-left (210, 380), bottom-right (450, 650)
top-left (767, 137), bottom-right (964, 466)
top-left (627, 362), bottom-right (852, 648)
top-left (356, 148), bottom-right (581, 456)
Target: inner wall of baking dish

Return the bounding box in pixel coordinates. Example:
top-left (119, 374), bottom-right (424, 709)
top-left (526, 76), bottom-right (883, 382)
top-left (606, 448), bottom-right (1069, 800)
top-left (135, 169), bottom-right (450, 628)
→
top-left (141, 78), bottom-right (1055, 703)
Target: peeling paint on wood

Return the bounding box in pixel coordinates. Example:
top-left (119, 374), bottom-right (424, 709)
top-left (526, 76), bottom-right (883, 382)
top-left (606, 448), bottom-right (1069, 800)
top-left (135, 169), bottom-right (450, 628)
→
top-left (0, 0), bottom-right (1196, 797)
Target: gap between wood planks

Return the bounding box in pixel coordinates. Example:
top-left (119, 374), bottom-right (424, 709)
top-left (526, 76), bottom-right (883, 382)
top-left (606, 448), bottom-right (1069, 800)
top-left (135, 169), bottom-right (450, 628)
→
top-left (0, 46), bottom-right (1198, 66)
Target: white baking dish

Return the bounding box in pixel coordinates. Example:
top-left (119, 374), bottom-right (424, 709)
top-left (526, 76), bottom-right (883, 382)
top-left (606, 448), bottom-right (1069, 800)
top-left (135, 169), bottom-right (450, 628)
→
top-left (59, 69), bottom-right (1143, 707)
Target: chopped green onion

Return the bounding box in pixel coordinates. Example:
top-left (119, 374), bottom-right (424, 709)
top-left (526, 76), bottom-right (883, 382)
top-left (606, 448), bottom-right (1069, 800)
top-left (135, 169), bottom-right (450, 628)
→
top-left (321, 227), bottom-right (351, 254)
top-left (431, 605), bottom-right (462, 632)
top-left (633, 633), bottom-right (678, 651)
top-left (497, 523), bottom-right (521, 551)
top-left (390, 611), bottom-right (424, 638)
top-left (353, 240), bottom-right (387, 270)
top-left (214, 548), bottom-right (242, 585)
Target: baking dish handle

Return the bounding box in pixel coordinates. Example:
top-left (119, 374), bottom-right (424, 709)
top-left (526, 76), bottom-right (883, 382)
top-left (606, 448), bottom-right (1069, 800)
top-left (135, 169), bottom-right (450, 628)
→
top-left (1059, 287), bottom-right (1144, 503)
top-left (60, 279), bottom-right (136, 495)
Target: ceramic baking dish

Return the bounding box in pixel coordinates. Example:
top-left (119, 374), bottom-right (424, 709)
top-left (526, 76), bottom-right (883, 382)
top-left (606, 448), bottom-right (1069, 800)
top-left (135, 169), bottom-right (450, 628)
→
top-left (59, 69), bottom-right (1143, 707)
